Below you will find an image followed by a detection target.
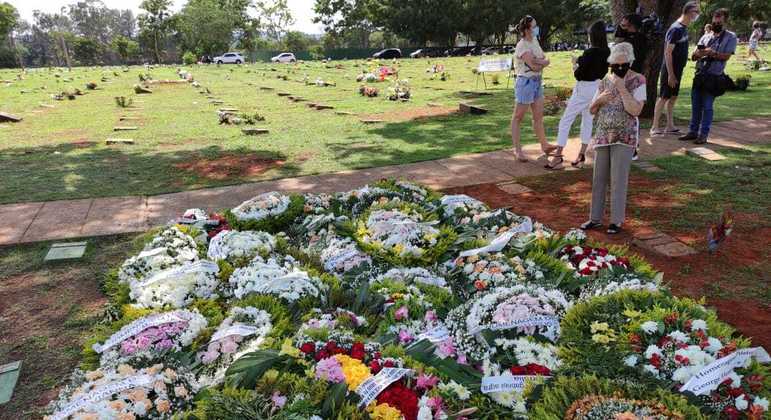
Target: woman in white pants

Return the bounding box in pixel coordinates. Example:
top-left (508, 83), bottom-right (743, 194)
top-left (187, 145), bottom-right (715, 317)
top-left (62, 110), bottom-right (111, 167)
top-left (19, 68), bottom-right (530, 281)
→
top-left (546, 21), bottom-right (610, 170)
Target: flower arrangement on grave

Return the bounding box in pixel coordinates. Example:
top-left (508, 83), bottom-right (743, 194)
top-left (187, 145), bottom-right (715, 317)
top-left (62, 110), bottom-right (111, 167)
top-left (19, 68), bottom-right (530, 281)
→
top-left (128, 260), bottom-right (221, 309)
top-left (196, 306), bottom-right (273, 386)
top-left (118, 226), bottom-right (200, 285)
top-left (386, 79), bottom-right (410, 101)
top-left (359, 85), bottom-right (379, 97)
top-left (225, 191), bottom-right (304, 233)
top-left (206, 230), bottom-right (276, 263)
top-left (228, 255), bottom-right (327, 303)
top-left (46, 363), bottom-right (198, 420)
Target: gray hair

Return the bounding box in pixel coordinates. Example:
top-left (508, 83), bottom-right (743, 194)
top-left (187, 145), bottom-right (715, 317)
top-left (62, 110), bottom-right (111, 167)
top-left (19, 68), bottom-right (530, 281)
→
top-left (608, 42), bottom-right (635, 64)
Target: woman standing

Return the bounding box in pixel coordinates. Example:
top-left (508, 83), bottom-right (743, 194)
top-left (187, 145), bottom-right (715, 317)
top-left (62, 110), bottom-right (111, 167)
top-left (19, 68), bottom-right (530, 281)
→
top-left (748, 21), bottom-right (764, 62)
top-left (580, 42), bottom-right (647, 234)
top-left (546, 21), bottom-right (610, 170)
top-left (511, 15), bottom-right (557, 162)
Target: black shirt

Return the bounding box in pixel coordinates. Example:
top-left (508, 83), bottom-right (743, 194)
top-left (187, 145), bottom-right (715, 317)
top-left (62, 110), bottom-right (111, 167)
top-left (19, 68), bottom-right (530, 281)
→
top-left (574, 47), bottom-right (610, 81)
top-left (617, 32), bottom-right (647, 73)
top-left (665, 21), bottom-right (689, 71)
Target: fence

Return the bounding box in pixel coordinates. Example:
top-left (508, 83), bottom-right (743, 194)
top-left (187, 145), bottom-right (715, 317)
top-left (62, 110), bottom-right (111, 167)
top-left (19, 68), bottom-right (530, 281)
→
top-left (248, 48), bottom-right (421, 62)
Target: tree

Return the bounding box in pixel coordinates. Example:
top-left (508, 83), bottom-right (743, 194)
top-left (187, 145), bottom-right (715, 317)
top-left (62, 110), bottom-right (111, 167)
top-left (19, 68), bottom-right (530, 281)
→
top-left (138, 0), bottom-right (174, 64)
top-left (72, 36), bottom-right (101, 64)
top-left (178, 0), bottom-right (238, 55)
top-left (255, 0), bottom-right (294, 42)
top-left (0, 2), bottom-right (23, 68)
top-left (282, 30), bottom-right (311, 51)
top-left (314, 0), bottom-right (376, 48)
top-left (111, 35), bottom-right (139, 63)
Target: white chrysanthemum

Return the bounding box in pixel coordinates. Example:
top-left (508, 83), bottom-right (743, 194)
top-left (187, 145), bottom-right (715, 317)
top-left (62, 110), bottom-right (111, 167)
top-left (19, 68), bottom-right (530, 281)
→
top-left (231, 192), bottom-right (290, 221)
top-left (668, 330), bottom-right (689, 343)
top-left (754, 396), bottom-right (769, 411)
top-left (129, 260), bottom-right (220, 309)
top-left (640, 321), bottom-right (658, 334)
top-left (623, 355), bottom-right (639, 367)
top-left (706, 337), bottom-right (723, 353)
top-left (736, 394), bottom-right (749, 410)
top-left (229, 257), bottom-right (324, 302)
top-left (690, 319), bottom-right (708, 331)
top-left (207, 230), bottom-right (276, 261)
top-left (644, 344), bottom-right (662, 359)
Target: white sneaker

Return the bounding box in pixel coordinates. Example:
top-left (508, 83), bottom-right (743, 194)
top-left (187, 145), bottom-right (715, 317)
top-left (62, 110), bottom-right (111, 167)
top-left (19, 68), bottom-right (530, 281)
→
top-left (632, 149), bottom-right (639, 161)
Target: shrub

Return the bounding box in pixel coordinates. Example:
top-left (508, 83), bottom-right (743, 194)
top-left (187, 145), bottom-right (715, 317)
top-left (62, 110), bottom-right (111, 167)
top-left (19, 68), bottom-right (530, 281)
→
top-left (182, 51), bottom-right (197, 65)
top-left (114, 96), bottom-right (133, 108)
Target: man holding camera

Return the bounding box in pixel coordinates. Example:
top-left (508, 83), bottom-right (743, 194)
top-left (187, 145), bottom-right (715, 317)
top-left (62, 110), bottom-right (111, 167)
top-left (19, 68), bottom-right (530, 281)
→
top-left (679, 8), bottom-right (737, 144)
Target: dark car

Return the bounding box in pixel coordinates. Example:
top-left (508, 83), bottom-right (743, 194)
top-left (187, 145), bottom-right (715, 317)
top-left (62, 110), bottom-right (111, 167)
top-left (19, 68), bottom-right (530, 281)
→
top-left (373, 48), bottom-right (402, 59)
top-left (409, 47), bottom-right (444, 58)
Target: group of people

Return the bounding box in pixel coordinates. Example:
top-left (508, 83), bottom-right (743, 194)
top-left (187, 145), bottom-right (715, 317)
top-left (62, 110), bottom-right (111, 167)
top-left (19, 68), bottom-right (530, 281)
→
top-left (510, 4), bottom-right (739, 235)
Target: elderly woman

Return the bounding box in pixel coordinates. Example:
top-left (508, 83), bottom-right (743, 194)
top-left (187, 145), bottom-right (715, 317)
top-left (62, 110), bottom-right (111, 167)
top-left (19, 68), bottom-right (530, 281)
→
top-left (580, 42), bottom-right (647, 234)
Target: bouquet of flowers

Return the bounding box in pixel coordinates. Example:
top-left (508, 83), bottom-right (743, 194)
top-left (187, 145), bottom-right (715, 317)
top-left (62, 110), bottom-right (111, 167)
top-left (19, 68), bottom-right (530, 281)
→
top-left (129, 260), bottom-right (221, 309)
top-left (320, 236), bottom-right (373, 277)
top-left (564, 395), bottom-right (687, 419)
top-left (370, 279), bottom-right (448, 345)
top-left (93, 309), bottom-right (208, 368)
top-left (445, 285), bottom-right (571, 361)
top-left (373, 267), bottom-right (447, 289)
top-left (228, 255), bottom-right (326, 302)
top-left (197, 306), bottom-right (273, 386)
top-left (357, 208), bottom-right (441, 260)
top-left (624, 312), bottom-right (769, 418)
top-left (206, 230), bottom-right (276, 262)
top-left (46, 363), bottom-right (197, 420)
top-left (558, 244), bottom-right (630, 277)
top-left (438, 194), bottom-right (488, 225)
top-left (231, 192), bottom-right (291, 222)
top-left (578, 272), bottom-right (660, 301)
top-left (444, 252), bottom-right (524, 297)
top-left (118, 227), bottom-right (199, 284)
top-left (335, 185), bottom-right (403, 217)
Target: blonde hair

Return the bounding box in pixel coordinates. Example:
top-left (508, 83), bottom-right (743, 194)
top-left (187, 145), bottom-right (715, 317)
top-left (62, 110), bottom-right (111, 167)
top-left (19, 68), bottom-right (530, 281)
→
top-left (608, 42), bottom-right (635, 64)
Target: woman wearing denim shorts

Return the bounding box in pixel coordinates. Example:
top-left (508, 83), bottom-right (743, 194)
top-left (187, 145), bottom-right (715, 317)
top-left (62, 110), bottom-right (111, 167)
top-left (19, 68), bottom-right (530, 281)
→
top-left (511, 15), bottom-right (557, 162)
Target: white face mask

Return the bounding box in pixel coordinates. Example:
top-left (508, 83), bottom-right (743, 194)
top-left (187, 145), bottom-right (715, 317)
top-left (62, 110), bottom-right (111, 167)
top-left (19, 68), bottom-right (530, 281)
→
top-left (693, 13), bottom-right (700, 22)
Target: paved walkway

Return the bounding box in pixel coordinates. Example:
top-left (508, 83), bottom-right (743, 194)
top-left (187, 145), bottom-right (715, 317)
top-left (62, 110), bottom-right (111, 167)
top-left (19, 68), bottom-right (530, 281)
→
top-left (1, 117), bottom-right (768, 246)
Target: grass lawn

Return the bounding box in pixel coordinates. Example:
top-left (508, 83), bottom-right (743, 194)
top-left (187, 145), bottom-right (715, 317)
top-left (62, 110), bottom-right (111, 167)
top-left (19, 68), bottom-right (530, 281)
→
top-left (0, 48), bottom-right (768, 204)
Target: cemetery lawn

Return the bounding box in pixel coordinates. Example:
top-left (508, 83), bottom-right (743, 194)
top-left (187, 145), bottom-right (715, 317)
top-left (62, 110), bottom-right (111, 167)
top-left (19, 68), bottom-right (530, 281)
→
top-left (1, 49), bottom-right (769, 204)
top-left (0, 234), bottom-right (143, 419)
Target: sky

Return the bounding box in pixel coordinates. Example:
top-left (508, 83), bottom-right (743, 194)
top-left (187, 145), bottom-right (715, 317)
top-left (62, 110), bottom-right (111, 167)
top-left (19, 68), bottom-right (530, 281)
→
top-left (10, 0), bottom-right (325, 34)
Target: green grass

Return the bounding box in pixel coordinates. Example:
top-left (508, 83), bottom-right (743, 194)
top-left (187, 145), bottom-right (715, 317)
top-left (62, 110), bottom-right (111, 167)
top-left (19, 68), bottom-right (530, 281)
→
top-left (0, 48), bottom-right (768, 204)
top-left (649, 146), bottom-right (771, 231)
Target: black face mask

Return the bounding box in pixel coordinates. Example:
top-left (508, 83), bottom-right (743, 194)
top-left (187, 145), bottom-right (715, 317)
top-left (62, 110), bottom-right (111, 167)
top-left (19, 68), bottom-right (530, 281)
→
top-left (712, 23), bottom-right (723, 33)
top-left (610, 63), bottom-right (630, 78)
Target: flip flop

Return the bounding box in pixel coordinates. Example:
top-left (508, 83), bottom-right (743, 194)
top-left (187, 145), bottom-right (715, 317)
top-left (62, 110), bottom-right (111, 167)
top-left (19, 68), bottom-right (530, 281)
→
top-left (663, 128), bottom-right (681, 134)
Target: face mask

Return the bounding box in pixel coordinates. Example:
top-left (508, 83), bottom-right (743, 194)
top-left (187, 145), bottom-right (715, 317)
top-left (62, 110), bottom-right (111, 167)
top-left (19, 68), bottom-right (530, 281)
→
top-left (693, 14), bottom-right (700, 22)
top-left (610, 63), bottom-right (630, 78)
top-left (531, 26), bottom-right (540, 38)
top-left (712, 23), bottom-right (723, 33)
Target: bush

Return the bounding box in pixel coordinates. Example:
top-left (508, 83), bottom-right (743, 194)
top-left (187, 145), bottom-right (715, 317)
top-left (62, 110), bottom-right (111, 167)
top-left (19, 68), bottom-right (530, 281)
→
top-left (182, 51), bottom-right (197, 65)
top-left (114, 96), bottom-right (133, 108)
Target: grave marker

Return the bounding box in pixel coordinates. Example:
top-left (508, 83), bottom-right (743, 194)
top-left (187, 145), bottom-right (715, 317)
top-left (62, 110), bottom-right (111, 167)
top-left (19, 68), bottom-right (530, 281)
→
top-left (0, 361), bottom-right (22, 405)
top-left (0, 112), bottom-right (23, 123)
top-left (44, 242), bottom-right (87, 261)
top-left (242, 128), bottom-right (270, 135)
top-left (686, 147), bottom-right (725, 161)
top-left (113, 126), bottom-right (138, 131)
top-left (459, 103), bottom-right (488, 115)
top-left (105, 138), bottom-right (135, 145)
top-left (361, 119), bottom-right (384, 124)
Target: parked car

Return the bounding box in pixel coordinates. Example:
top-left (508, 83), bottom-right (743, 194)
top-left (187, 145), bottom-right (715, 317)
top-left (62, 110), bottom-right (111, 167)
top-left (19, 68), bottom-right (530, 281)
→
top-left (271, 52), bottom-right (296, 63)
top-left (213, 52), bottom-right (244, 64)
top-left (409, 47), bottom-right (444, 58)
top-left (373, 48), bottom-right (402, 59)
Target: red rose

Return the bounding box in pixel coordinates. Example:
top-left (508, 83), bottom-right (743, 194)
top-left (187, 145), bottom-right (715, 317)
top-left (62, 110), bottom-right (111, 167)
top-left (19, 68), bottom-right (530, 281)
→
top-left (377, 382), bottom-right (419, 420)
top-left (747, 374), bottom-right (764, 392)
top-left (324, 341), bottom-right (337, 351)
top-left (383, 360), bottom-right (395, 368)
top-left (299, 342), bottom-right (316, 354)
top-left (597, 248), bottom-right (608, 256)
top-left (369, 360), bottom-right (382, 374)
top-left (510, 366), bottom-right (527, 375)
top-left (350, 342), bottom-right (366, 360)
top-left (314, 349), bottom-right (329, 361)
top-left (373, 351), bottom-right (382, 360)
top-left (650, 353), bottom-right (662, 368)
top-left (525, 363), bottom-right (551, 376)
top-left (728, 387), bottom-right (744, 398)
top-left (723, 406), bottom-right (740, 420)
top-left (579, 268), bottom-right (593, 276)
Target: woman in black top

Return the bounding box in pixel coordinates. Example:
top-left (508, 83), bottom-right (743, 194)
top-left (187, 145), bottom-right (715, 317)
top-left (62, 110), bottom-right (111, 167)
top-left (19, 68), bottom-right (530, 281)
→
top-left (547, 21), bottom-right (610, 169)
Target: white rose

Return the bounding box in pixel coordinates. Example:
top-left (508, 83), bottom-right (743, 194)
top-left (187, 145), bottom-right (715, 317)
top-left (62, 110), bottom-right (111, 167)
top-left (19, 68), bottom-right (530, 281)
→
top-left (735, 394), bottom-right (748, 410)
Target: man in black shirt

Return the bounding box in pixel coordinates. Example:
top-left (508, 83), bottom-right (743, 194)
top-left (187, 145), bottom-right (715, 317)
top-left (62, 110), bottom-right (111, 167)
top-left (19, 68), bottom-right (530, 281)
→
top-left (652, 1), bottom-right (700, 135)
top-left (615, 14), bottom-right (646, 74)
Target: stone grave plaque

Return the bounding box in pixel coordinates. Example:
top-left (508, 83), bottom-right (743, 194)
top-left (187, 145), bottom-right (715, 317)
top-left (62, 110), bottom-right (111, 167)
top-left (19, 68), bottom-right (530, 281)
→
top-left (0, 112), bottom-right (22, 123)
top-left (106, 138), bottom-right (134, 145)
top-left (44, 242), bottom-right (87, 261)
top-left (113, 126), bottom-right (138, 131)
top-left (0, 361), bottom-right (22, 405)
top-left (242, 128), bottom-right (269, 135)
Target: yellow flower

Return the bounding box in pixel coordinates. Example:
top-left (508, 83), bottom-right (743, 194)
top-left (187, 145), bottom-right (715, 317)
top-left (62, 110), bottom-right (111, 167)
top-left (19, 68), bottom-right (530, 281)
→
top-left (279, 338), bottom-right (301, 358)
top-left (334, 354), bottom-right (372, 391)
top-left (590, 321), bottom-right (610, 333)
top-left (368, 402), bottom-right (403, 420)
top-left (393, 243), bottom-right (406, 255)
top-left (591, 333), bottom-right (613, 344)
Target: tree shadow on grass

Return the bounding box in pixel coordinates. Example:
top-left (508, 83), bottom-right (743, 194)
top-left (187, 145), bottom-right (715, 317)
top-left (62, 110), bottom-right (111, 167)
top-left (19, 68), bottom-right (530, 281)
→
top-left (0, 144), bottom-right (299, 204)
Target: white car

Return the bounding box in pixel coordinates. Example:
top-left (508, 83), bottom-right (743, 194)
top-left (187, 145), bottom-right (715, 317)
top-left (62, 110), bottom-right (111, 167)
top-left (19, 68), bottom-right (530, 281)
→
top-left (271, 52), bottom-right (296, 63)
top-left (213, 52), bottom-right (244, 64)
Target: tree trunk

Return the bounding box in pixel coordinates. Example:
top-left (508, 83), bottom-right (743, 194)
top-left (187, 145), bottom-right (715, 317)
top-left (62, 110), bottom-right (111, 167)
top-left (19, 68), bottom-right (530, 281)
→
top-left (8, 34), bottom-right (23, 70)
top-left (153, 31), bottom-right (161, 64)
top-left (60, 34), bottom-right (72, 71)
top-left (609, 0), bottom-right (685, 118)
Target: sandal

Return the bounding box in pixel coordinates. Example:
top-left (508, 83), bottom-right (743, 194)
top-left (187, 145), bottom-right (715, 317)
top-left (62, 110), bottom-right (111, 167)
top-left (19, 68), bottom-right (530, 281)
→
top-left (544, 155), bottom-right (564, 170)
top-left (541, 145), bottom-right (558, 156)
top-left (571, 153), bottom-right (586, 168)
top-left (580, 220), bottom-right (602, 230)
top-left (607, 224), bottom-right (622, 234)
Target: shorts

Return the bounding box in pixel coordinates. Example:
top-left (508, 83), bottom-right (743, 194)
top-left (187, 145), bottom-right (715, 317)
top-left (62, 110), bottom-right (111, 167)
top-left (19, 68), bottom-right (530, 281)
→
top-left (749, 40), bottom-right (758, 51)
top-left (659, 64), bottom-right (685, 98)
top-left (515, 76), bottom-right (544, 104)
